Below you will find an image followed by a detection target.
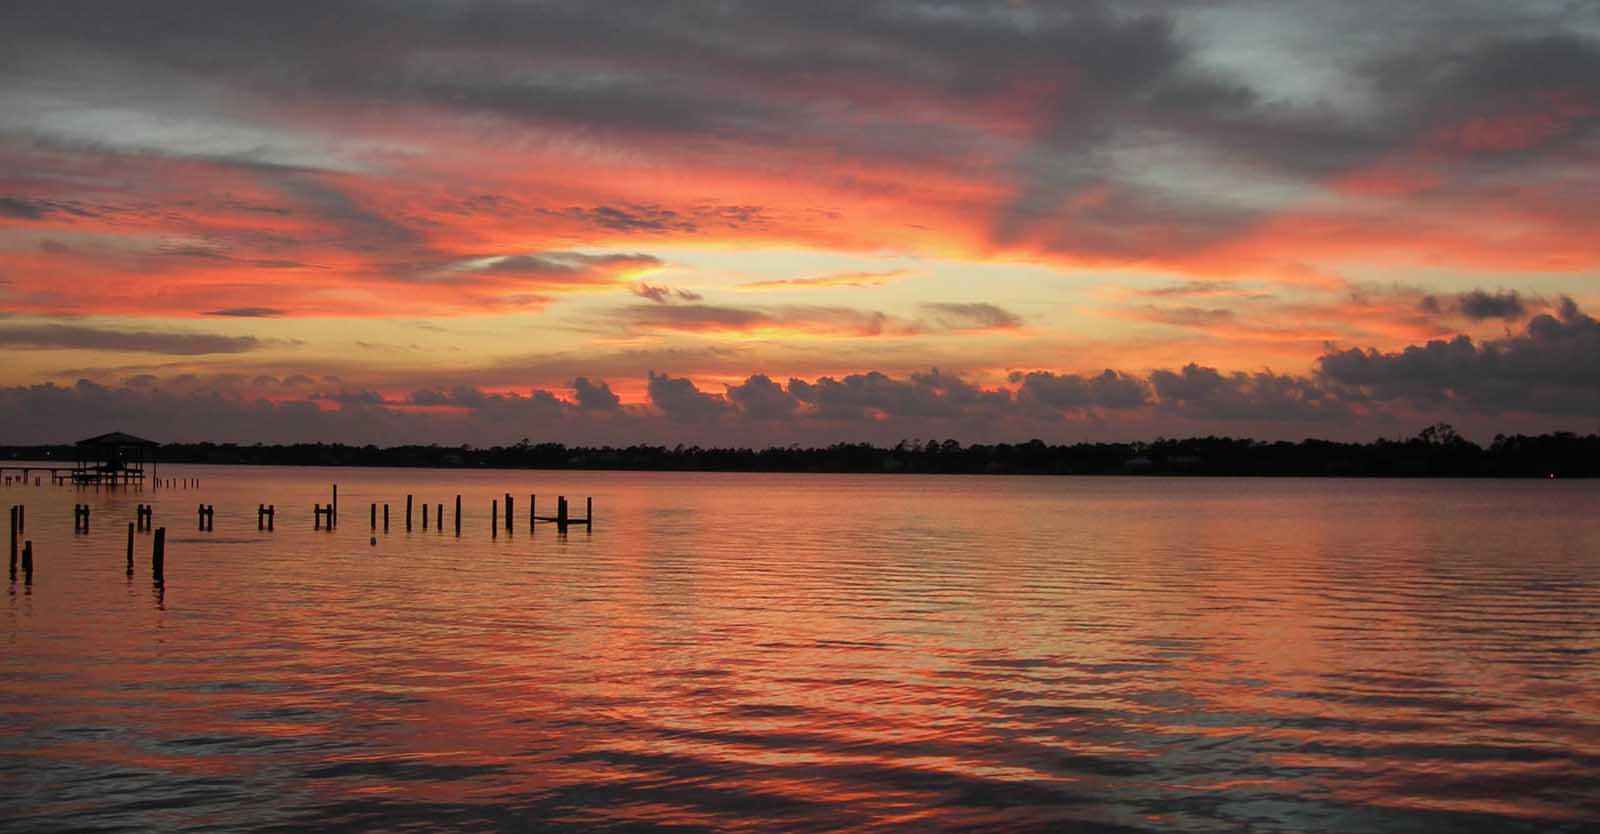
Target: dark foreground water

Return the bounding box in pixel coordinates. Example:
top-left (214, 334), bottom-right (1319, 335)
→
top-left (1, 467), bottom-right (1597, 833)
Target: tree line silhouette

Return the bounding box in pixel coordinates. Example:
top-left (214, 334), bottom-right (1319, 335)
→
top-left (3, 425), bottom-right (1597, 476)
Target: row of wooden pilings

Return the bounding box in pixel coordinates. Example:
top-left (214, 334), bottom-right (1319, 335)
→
top-left (363, 492), bottom-right (593, 535)
top-left (306, 484), bottom-right (594, 534)
top-left (6, 485), bottom-right (594, 585)
top-left (11, 503), bottom-right (167, 586)
top-left (69, 502), bottom-right (212, 533)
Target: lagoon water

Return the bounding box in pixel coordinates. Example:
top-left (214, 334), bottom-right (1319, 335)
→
top-left (1, 466), bottom-right (1598, 832)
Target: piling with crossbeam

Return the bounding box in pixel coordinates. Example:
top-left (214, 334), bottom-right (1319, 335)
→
top-left (406, 495), bottom-right (413, 531)
top-left (533, 494), bottom-right (593, 531)
top-left (197, 504), bottom-right (214, 531)
top-left (152, 528), bottom-right (165, 583)
top-left (314, 503), bottom-right (334, 530)
top-left (136, 504), bottom-right (153, 531)
top-left (74, 503), bottom-right (90, 533)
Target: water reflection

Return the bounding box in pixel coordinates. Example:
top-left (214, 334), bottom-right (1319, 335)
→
top-left (0, 469), bottom-right (1597, 832)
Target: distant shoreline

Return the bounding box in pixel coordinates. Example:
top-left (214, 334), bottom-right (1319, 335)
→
top-left (5, 427), bottom-right (1597, 477)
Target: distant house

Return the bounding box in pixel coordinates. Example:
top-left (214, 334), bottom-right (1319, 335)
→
top-left (74, 431), bottom-right (158, 485)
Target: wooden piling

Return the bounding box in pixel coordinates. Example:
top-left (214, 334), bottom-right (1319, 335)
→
top-left (9, 506), bottom-right (16, 576)
top-left (16, 504), bottom-right (22, 533)
top-left (505, 494), bottom-right (514, 532)
top-left (558, 495), bottom-right (568, 529)
top-left (383, 503), bottom-right (390, 531)
top-left (22, 540), bottom-right (32, 583)
top-left (492, 499), bottom-right (498, 536)
top-left (152, 527), bottom-right (165, 582)
top-left (423, 502), bottom-right (430, 530)
top-left (126, 522), bottom-right (135, 573)
top-left (454, 495), bottom-right (461, 536)
top-left (332, 484), bottom-right (338, 528)
top-left (370, 502), bottom-right (377, 530)
top-left (530, 494), bottom-right (536, 532)
top-left (436, 504), bottom-right (442, 533)
top-left (406, 495), bottom-right (413, 531)
top-left (587, 496), bottom-right (593, 526)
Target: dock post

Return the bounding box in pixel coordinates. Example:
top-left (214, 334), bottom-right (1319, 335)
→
top-left (557, 496), bottom-right (568, 530)
top-left (21, 540), bottom-right (32, 584)
top-left (258, 504), bottom-right (265, 530)
top-left (267, 505), bottom-right (274, 530)
top-left (406, 495), bottom-right (413, 531)
top-left (455, 495), bottom-right (461, 536)
top-left (530, 494), bottom-right (535, 531)
top-left (152, 528), bottom-right (165, 583)
top-left (587, 496), bottom-right (593, 526)
top-left (436, 504), bottom-right (442, 533)
top-left (314, 504), bottom-right (323, 530)
top-left (383, 503), bottom-right (390, 531)
top-left (423, 502), bottom-right (429, 530)
top-left (126, 522), bottom-right (135, 574)
top-left (332, 484), bottom-right (338, 528)
top-left (505, 494), bottom-right (513, 532)
top-left (491, 499), bottom-right (498, 537)
top-left (9, 506), bottom-right (16, 577)
top-left (371, 503), bottom-right (377, 530)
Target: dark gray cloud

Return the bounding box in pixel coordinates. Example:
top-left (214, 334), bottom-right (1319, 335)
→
top-left (540, 204), bottom-right (771, 235)
top-left (919, 302), bottom-right (1023, 331)
top-left (725, 374), bottom-right (799, 420)
top-left (571, 377), bottom-right (621, 411)
top-left (0, 197), bottom-right (47, 219)
top-left (1152, 364), bottom-right (1350, 422)
top-left (647, 370), bottom-right (732, 422)
top-left (632, 283), bottom-right (703, 304)
top-left (1012, 369), bottom-right (1149, 411)
top-left (0, 323), bottom-right (261, 355)
top-left (1319, 296), bottom-right (1600, 414)
top-left (1428, 289), bottom-right (1530, 321)
top-left (204, 307), bottom-right (288, 318)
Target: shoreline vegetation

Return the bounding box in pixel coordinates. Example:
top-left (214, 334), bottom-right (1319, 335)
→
top-left (3, 425), bottom-right (1598, 477)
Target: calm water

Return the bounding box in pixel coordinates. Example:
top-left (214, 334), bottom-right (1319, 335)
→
top-left (1, 466), bottom-right (1597, 833)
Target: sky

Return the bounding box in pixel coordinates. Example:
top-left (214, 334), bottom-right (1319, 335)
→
top-left (2, 0), bottom-right (1599, 446)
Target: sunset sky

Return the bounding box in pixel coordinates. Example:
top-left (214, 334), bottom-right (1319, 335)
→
top-left (3, 1), bottom-right (1599, 445)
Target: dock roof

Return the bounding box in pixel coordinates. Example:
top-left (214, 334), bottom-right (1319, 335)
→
top-left (76, 432), bottom-right (158, 447)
